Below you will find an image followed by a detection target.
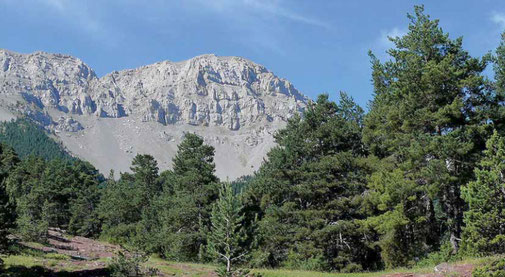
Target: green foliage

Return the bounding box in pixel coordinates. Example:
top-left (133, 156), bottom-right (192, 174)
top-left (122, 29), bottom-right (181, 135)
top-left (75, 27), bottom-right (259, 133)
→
top-left (215, 266), bottom-right (251, 277)
top-left (0, 119), bottom-right (72, 161)
top-left (108, 251), bottom-right (158, 277)
top-left (363, 5), bottom-right (497, 267)
top-left (99, 155), bottom-right (163, 248)
top-left (415, 240), bottom-right (458, 267)
top-left (0, 119), bottom-right (102, 242)
top-left (159, 133), bottom-right (219, 261)
top-left (0, 144), bottom-right (19, 252)
top-left (131, 154), bottom-right (161, 203)
top-left (283, 251), bottom-right (329, 272)
top-left (67, 161), bottom-right (103, 237)
top-left (462, 131), bottom-right (505, 255)
top-left (6, 156), bottom-right (103, 242)
top-left (208, 183), bottom-right (249, 276)
top-left (232, 175), bottom-right (254, 194)
top-left (473, 259), bottom-right (505, 277)
top-left (97, 135), bottom-right (220, 262)
top-left (493, 32), bottom-right (505, 132)
top-left (99, 173), bottom-right (143, 244)
top-left (245, 93), bottom-right (379, 271)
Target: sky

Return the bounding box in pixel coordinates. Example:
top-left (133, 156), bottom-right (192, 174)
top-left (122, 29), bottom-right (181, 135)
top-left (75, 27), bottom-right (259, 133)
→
top-left (0, 0), bottom-right (504, 108)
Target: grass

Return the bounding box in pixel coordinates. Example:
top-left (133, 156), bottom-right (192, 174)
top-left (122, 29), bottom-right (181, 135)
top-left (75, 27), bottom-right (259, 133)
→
top-left (3, 237), bottom-right (504, 277)
top-left (2, 255), bottom-right (43, 269)
top-left (251, 266), bottom-right (433, 277)
top-left (2, 252), bottom-right (75, 270)
top-left (1, 243), bottom-right (95, 276)
top-left (3, 252), bottom-right (494, 277)
top-left (455, 255), bottom-right (505, 266)
top-left (146, 256), bottom-right (216, 276)
top-left (142, 255), bottom-right (438, 277)
top-left (144, 255), bottom-right (505, 277)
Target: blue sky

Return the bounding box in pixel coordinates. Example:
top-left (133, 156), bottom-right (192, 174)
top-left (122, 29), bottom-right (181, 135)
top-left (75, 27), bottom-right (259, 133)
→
top-left (1, 0), bottom-right (504, 108)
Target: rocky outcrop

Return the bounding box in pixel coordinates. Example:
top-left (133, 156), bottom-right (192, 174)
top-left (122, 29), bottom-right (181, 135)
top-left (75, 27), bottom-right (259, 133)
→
top-left (0, 50), bottom-right (306, 131)
top-left (0, 50), bottom-right (96, 115)
top-left (0, 49), bottom-right (307, 179)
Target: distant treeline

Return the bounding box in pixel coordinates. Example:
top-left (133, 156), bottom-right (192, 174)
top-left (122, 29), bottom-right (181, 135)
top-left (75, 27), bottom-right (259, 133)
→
top-left (2, 5), bottom-right (505, 274)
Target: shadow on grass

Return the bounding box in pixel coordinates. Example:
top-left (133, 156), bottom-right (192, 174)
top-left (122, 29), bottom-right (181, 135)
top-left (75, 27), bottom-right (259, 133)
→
top-left (0, 265), bottom-right (109, 277)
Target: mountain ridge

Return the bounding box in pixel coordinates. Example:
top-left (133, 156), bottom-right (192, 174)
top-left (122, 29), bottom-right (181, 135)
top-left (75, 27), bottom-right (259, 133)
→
top-left (0, 49), bottom-right (307, 179)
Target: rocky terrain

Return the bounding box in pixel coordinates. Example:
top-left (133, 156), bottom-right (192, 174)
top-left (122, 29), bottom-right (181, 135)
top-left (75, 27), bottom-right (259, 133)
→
top-left (0, 49), bottom-right (307, 179)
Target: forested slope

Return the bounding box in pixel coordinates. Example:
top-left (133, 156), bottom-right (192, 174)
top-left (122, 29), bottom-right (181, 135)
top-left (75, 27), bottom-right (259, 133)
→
top-left (0, 119), bottom-right (72, 161)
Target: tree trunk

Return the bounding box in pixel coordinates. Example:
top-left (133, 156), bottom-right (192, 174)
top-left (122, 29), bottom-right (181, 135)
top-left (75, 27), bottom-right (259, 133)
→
top-left (446, 183), bottom-right (463, 254)
top-left (227, 257), bottom-right (231, 274)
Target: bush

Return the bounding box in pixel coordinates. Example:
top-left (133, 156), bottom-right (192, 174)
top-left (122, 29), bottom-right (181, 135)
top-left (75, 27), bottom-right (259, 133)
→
top-left (108, 251), bottom-right (158, 277)
top-left (215, 267), bottom-right (263, 277)
top-left (283, 250), bottom-right (328, 271)
top-left (16, 214), bottom-right (48, 243)
top-left (416, 241), bottom-right (458, 267)
top-left (341, 263), bottom-right (363, 273)
top-left (473, 259), bottom-right (505, 277)
top-left (215, 266), bottom-right (250, 277)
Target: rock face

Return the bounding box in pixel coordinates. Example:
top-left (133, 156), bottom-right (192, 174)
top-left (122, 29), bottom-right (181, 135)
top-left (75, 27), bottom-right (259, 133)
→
top-left (0, 49), bottom-right (307, 179)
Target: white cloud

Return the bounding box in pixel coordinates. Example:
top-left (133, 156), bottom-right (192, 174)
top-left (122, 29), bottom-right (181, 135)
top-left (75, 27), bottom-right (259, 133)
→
top-left (196, 0), bottom-right (329, 28)
top-left (242, 0), bottom-right (329, 28)
top-left (187, 0), bottom-right (329, 54)
top-left (491, 12), bottom-right (505, 30)
top-left (378, 27), bottom-right (406, 49)
top-left (368, 27), bottom-right (406, 60)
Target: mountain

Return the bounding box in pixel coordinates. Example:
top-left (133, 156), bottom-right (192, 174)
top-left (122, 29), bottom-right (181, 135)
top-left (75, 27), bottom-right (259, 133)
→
top-left (0, 49), bottom-right (307, 179)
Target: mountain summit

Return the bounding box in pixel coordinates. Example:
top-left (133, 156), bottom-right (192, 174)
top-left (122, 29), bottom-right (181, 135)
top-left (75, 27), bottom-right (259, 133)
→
top-left (0, 49), bottom-right (307, 179)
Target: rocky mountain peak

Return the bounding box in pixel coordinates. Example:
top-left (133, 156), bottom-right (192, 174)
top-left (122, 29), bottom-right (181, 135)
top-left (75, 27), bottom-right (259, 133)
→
top-left (0, 50), bottom-right (306, 130)
top-left (0, 49), bottom-right (308, 179)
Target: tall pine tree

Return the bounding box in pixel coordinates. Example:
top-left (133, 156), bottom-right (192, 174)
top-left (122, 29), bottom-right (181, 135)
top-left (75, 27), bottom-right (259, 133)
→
top-left (159, 133), bottom-right (219, 261)
top-left (246, 93), bottom-right (379, 271)
top-left (363, 6), bottom-right (498, 266)
top-left (461, 131), bottom-right (505, 255)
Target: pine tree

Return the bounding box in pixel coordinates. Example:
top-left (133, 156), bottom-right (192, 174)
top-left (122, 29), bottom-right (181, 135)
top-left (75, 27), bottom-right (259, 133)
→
top-left (6, 156), bottom-right (103, 241)
top-left (0, 144), bottom-right (19, 252)
top-left (0, 119), bottom-right (72, 161)
top-left (6, 156), bottom-right (48, 242)
top-left (160, 133), bottom-right (219, 261)
top-left (67, 160), bottom-right (103, 237)
top-left (461, 131), bottom-right (505, 254)
top-left (130, 154), bottom-right (160, 203)
top-left (245, 93), bottom-right (379, 271)
top-left (208, 183), bottom-right (249, 277)
top-left (363, 5), bottom-right (497, 265)
top-left (0, 182), bottom-right (12, 252)
top-left (98, 172), bottom-right (140, 244)
top-left (492, 32), bottom-right (505, 133)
